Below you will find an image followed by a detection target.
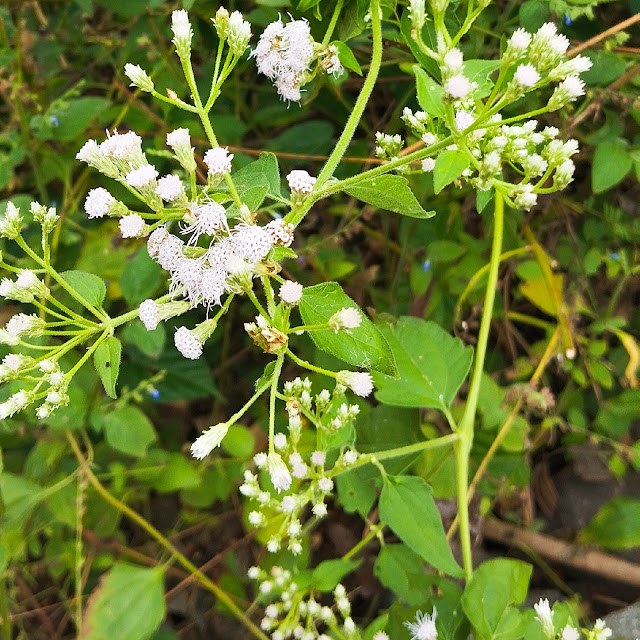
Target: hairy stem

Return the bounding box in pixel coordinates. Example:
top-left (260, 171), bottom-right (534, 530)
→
top-left (455, 192), bottom-right (504, 581)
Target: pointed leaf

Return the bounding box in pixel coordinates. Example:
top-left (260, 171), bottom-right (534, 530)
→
top-left (461, 558), bottom-right (532, 640)
top-left (103, 406), bottom-right (156, 458)
top-left (61, 270), bottom-right (106, 308)
top-left (81, 563), bottom-right (165, 640)
top-left (299, 282), bottom-right (397, 376)
top-left (433, 150), bottom-right (469, 194)
top-left (93, 336), bottom-right (121, 399)
top-left (330, 40), bottom-right (362, 75)
top-left (373, 316), bottom-right (473, 409)
top-left (414, 66), bottom-right (445, 117)
top-left (344, 174), bottom-right (434, 218)
top-left (379, 475), bottom-right (463, 576)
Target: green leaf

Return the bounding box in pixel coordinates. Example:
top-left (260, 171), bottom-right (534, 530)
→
top-left (363, 615), bottom-right (390, 640)
top-left (298, 282), bottom-right (397, 376)
top-left (297, 0), bottom-right (322, 11)
top-left (344, 174), bottom-right (434, 218)
top-left (414, 66), bottom-right (445, 117)
top-left (82, 563), bottom-right (165, 640)
top-left (221, 425), bottom-right (256, 459)
top-left (336, 466), bottom-right (379, 516)
top-left (119, 248), bottom-right (163, 306)
top-left (580, 497), bottom-right (640, 549)
top-left (312, 558), bottom-right (362, 591)
top-left (379, 475), bottom-right (463, 576)
top-left (149, 453), bottom-right (200, 492)
top-left (122, 320), bottom-right (165, 358)
top-left (592, 141), bottom-right (632, 193)
top-left (433, 150), bottom-right (470, 194)
top-left (330, 40), bottom-right (362, 75)
top-left (93, 336), bottom-right (122, 399)
top-left (61, 270), bottom-right (106, 308)
top-left (48, 97), bottom-right (111, 142)
top-left (463, 60), bottom-right (500, 98)
top-left (103, 406), bottom-right (156, 458)
top-left (227, 152), bottom-right (281, 210)
top-left (461, 558), bottom-right (532, 640)
top-left (374, 544), bottom-right (435, 605)
top-left (373, 316), bottom-right (473, 409)
top-left (477, 187), bottom-right (494, 213)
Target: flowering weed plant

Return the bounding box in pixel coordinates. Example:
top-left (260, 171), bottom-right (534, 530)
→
top-left (0, 1), bottom-right (637, 639)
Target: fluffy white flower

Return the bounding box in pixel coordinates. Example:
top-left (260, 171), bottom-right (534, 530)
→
top-left (119, 214), bottom-right (145, 238)
top-left (274, 432), bottom-right (287, 449)
top-left (230, 224), bottom-right (273, 262)
top-left (336, 371), bottom-right (373, 397)
top-left (124, 63), bottom-right (154, 92)
top-left (174, 326), bottom-right (203, 359)
top-left (156, 174), bottom-right (184, 202)
top-left (549, 55), bottom-right (593, 81)
top-left (561, 625), bottom-right (580, 640)
top-left (444, 74), bottom-right (474, 100)
top-left (166, 128), bottom-right (190, 149)
top-left (405, 609), bottom-right (438, 640)
top-left (190, 423), bottom-right (229, 459)
top-left (421, 157), bottom-right (436, 172)
top-left (147, 226), bottom-right (169, 258)
top-left (328, 308), bottom-right (361, 332)
top-left (267, 452), bottom-right (292, 493)
top-left (203, 147), bottom-right (234, 176)
top-left (125, 164), bottom-right (158, 189)
top-left (279, 281), bottom-right (303, 305)
top-left (507, 28), bottom-right (531, 54)
top-left (534, 598), bottom-right (554, 639)
top-left (182, 201), bottom-right (227, 244)
top-left (100, 130), bottom-right (143, 161)
top-left (454, 110), bottom-right (475, 131)
top-left (84, 187), bottom-right (114, 218)
top-left (265, 218), bottom-right (295, 247)
top-left (442, 49), bottom-right (463, 74)
top-left (227, 11), bottom-right (252, 56)
top-left (139, 299), bottom-right (160, 330)
top-left (515, 64), bottom-right (540, 88)
top-left (6, 313), bottom-right (44, 338)
top-left (171, 9), bottom-right (193, 57)
top-left (311, 451), bottom-right (326, 466)
top-left (590, 620), bottom-right (612, 640)
top-left (287, 170), bottom-right (316, 194)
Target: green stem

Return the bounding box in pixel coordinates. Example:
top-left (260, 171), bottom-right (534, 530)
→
top-left (0, 576), bottom-right (11, 640)
top-left (455, 192), bottom-right (504, 581)
top-left (331, 433), bottom-right (459, 476)
top-left (287, 323), bottom-right (331, 333)
top-left (314, 0), bottom-right (383, 190)
top-left (246, 288), bottom-right (270, 321)
top-left (268, 354), bottom-right (285, 453)
top-left (342, 525), bottom-right (382, 560)
top-left (65, 431), bottom-right (270, 640)
top-left (66, 330), bottom-right (109, 380)
top-left (322, 0), bottom-right (345, 46)
top-left (286, 348), bottom-right (338, 379)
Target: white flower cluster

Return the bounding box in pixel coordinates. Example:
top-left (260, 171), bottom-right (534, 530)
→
top-left (534, 598), bottom-right (612, 640)
top-left (240, 378), bottom-right (360, 553)
top-left (0, 355), bottom-right (69, 420)
top-left (248, 566), bottom-right (358, 640)
top-left (252, 18), bottom-right (316, 101)
top-left (375, 132), bottom-right (404, 161)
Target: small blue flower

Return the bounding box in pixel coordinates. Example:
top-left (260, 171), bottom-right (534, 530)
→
top-left (273, 212), bottom-right (283, 219)
top-left (609, 252), bottom-right (620, 260)
top-left (50, 115), bottom-right (60, 127)
top-left (150, 388), bottom-right (161, 400)
top-left (297, 255), bottom-right (307, 266)
top-left (421, 259), bottom-right (431, 272)
top-left (564, 14), bottom-right (572, 26)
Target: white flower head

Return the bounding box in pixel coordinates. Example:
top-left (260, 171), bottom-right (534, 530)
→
top-left (84, 187), bottom-right (115, 219)
top-left (442, 49), bottom-right (463, 75)
top-left (125, 164), bottom-right (158, 189)
top-left (405, 608), bottom-right (437, 640)
top-left (174, 326), bottom-right (203, 359)
top-left (336, 370), bottom-right (373, 397)
top-left (279, 281), bottom-right (303, 305)
top-left (444, 74), bottom-right (474, 100)
top-left (227, 11), bottom-right (252, 56)
top-left (156, 174), bottom-right (185, 202)
top-left (172, 9), bottom-right (193, 58)
top-left (534, 598), bottom-right (554, 639)
top-left (267, 452), bottom-right (292, 493)
top-left (515, 64), bottom-right (540, 88)
top-left (562, 625), bottom-right (580, 640)
top-left (589, 620), bottom-right (612, 640)
top-left (190, 423), bottom-right (229, 459)
top-left (287, 170), bottom-right (316, 194)
top-left (203, 147), bottom-right (234, 176)
top-left (454, 110), bottom-right (475, 132)
top-left (265, 218), bottom-right (295, 248)
top-left (421, 157), bottom-right (436, 172)
top-left (124, 63), bottom-right (154, 92)
top-left (119, 214), bottom-right (146, 238)
top-left (328, 307), bottom-right (361, 332)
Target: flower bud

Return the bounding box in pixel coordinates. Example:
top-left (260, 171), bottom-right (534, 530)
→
top-left (124, 63), bottom-right (155, 92)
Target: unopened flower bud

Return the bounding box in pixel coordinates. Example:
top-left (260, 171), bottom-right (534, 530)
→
top-left (124, 63), bottom-right (154, 92)
top-left (190, 422), bottom-right (230, 459)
